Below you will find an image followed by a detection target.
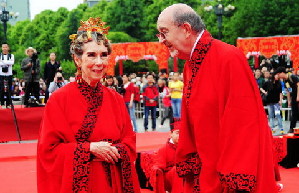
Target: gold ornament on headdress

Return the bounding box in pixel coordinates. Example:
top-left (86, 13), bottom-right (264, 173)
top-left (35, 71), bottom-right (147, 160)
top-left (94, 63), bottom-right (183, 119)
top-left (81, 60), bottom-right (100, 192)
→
top-left (69, 17), bottom-right (110, 42)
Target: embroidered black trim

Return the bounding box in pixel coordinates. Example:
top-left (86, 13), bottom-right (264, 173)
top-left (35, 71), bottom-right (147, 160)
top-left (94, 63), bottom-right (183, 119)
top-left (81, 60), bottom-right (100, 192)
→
top-left (115, 143), bottom-right (135, 193)
top-left (219, 172), bottom-right (256, 192)
top-left (184, 31), bottom-right (213, 108)
top-left (73, 77), bottom-right (104, 193)
top-left (176, 153), bottom-right (201, 193)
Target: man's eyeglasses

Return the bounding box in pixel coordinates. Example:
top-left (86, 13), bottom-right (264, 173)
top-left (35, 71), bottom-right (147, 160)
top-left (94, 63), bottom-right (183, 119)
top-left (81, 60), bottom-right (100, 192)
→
top-left (156, 24), bottom-right (182, 40)
top-left (156, 31), bottom-right (168, 40)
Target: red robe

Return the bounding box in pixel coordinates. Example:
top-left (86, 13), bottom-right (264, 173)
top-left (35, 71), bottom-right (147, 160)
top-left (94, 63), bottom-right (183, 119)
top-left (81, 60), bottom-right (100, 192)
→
top-left (156, 140), bottom-right (183, 193)
top-left (176, 31), bottom-right (277, 193)
top-left (37, 79), bottom-right (140, 193)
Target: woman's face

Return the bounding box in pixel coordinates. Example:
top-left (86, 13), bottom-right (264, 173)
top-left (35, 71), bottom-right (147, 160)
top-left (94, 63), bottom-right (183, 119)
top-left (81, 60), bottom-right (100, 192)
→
top-left (74, 41), bottom-right (109, 85)
top-left (106, 78), bottom-right (113, 85)
top-left (122, 75), bottom-right (129, 83)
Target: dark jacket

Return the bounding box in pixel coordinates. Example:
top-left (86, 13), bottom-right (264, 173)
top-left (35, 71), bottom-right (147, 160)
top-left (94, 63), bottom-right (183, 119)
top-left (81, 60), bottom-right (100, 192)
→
top-left (21, 57), bottom-right (40, 82)
top-left (44, 61), bottom-right (60, 84)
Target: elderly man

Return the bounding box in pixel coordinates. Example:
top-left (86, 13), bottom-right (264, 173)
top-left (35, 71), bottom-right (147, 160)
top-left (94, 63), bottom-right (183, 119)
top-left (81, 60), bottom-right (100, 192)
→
top-left (157, 4), bottom-right (277, 193)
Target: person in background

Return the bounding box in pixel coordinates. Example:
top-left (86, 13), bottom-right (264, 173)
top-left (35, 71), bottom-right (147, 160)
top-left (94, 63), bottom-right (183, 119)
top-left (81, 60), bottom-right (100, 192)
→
top-left (12, 85), bottom-right (21, 96)
top-left (48, 72), bottom-right (67, 94)
top-left (275, 66), bottom-right (299, 133)
top-left (0, 43), bottom-right (14, 108)
top-left (155, 121), bottom-right (183, 193)
top-left (142, 74), bottom-right (159, 131)
top-left (21, 47), bottom-right (40, 107)
top-left (122, 74), bottom-right (138, 132)
top-left (103, 75), bottom-right (117, 91)
top-left (44, 52), bottom-right (60, 103)
top-left (261, 74), bottom-right (284, 134)
top-left (255, 68), bottom-right (265, 88)
top-left (168, 72), bottom-right (183, 118)
top-left (159, 79), bottom-right (173, 128)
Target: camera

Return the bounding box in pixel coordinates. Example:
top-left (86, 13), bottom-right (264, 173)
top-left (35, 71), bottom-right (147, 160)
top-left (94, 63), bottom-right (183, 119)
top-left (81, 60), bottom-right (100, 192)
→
top-left (31, 52), bottom-right (39, 62)
top-left (57, 77), bottom-right (63, 81)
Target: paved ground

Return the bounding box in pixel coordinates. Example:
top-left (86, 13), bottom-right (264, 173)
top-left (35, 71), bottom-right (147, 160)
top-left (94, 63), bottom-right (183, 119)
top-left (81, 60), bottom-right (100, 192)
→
top-left (135, 117), bottom-right (171, 133)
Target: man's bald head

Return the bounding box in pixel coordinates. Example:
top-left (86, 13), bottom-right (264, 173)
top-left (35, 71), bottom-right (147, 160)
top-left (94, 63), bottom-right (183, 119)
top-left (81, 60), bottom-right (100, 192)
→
top-left (158, 3), bottom-right (205, 33)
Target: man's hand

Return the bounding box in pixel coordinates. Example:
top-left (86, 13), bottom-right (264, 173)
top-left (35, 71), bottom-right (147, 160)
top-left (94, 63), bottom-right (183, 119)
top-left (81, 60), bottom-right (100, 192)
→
top-left (27, 63), bottom-right (32, 67)
top-left (90, 141), bottom-right (121, 164)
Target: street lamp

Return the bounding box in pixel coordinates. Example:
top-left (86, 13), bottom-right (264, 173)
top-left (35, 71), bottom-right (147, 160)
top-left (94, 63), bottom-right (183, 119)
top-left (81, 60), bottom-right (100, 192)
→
top-left (0, 1), bottom-right (19, 42)
top-left (204, 1), bottom-right (235, 40)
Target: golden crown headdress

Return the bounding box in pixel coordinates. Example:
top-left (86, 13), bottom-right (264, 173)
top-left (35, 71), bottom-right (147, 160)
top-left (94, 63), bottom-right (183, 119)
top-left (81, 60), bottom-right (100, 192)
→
top-left (69, 17), bottom-right (110, 42)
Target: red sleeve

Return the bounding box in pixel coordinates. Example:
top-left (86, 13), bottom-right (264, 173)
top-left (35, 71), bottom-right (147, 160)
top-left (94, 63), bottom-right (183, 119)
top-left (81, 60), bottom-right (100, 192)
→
top-left (155, 145), bottom-right (167, 170)
top-left (216, 50), bottom-right (276, 192)
top-left (37, 92), bottom-right (84, 193)
top-left (176, 61), bottom-right (198, 161)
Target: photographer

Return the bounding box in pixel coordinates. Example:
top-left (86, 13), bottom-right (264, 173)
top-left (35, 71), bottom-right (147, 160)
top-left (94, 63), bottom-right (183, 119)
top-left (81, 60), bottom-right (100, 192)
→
top-left (48, 72), bottom-right (67, 94)
top-left (0, 43), bottom-right (14, 108)
top-left (21, 47), bottom-right (40, 107)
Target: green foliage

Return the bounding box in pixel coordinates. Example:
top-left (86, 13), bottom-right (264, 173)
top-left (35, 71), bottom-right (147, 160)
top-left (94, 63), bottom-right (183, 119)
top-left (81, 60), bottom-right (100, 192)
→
top-left (104, 0), bottom-right (146, 40)
top-left (107, 32), bottom-right (136, 43)
top-left (4, 0), bottom-right (299, 78)
top-left (60, 60), bottom-right (77, 79)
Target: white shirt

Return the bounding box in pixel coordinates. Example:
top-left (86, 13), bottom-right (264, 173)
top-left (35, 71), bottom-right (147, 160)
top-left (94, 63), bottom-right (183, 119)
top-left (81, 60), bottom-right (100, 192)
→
top-left (190, 30), bottom-right (205, 60)
top-left (0, 53), bottom-right (14, 76)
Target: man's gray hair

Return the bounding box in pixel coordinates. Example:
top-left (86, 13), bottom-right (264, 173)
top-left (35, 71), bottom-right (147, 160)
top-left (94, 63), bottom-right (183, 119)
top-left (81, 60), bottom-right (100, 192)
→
top-left (173, 10), bottom-right (205, 33)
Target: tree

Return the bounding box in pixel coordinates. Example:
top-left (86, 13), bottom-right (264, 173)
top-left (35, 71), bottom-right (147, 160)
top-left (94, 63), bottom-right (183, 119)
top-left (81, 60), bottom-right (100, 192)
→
top-left (82, 0), bottom-right (109, 20)
top-left (56, 6), bottom-right (86, 61)
top-left (143, 0), bottom-right (201, 42)
top-left (107, 32), bottom-right (136, 43)
top-left (104, 0), bottom-right (146, 40)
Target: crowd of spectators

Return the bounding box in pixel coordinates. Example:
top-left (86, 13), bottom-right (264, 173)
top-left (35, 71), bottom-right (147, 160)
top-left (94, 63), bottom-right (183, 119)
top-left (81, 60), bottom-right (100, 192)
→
top-left (2, 42), bottom-right (297, 134)
top-left (254, 57), bottom-right (296, 134)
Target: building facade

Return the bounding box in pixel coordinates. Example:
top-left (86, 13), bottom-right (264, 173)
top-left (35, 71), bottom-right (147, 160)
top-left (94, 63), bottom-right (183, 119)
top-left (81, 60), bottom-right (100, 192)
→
top-left (6, 0), bottom-right (30, 25)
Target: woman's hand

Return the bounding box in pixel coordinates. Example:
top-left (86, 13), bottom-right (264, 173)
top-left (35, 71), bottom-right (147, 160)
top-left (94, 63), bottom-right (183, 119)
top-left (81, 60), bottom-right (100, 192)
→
top-left (90, 141), bottom-right (121, 164)
top-left (129, 101), bottom-right (133, 108)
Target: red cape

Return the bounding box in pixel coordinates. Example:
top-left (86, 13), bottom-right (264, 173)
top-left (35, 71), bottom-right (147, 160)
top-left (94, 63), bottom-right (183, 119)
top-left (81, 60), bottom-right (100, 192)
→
top-left (176, 31), bottom-right (277, 193)
top-left (37, 81), bottom-right (140, 193)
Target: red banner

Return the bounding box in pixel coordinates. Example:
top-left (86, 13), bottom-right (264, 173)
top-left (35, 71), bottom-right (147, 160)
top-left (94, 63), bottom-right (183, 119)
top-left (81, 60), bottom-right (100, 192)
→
top-left (237, 35), bottom-right (299, 69)
top-left (107, 42), bottom-right (170, 75)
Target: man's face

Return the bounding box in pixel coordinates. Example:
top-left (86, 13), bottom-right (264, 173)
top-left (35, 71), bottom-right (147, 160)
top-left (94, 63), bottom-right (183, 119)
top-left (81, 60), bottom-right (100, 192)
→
top-left (147, 75), bottom-right (154, 83)
top-left (157, 13), bottom-right (189, 59)
top-left (170, 130), bottom-right (179, 145)
top-left (264, 71), bottom-right (270, 78)
top-left (255, 70), bottom-right (261, 77)
top-left (27, 50), bottom-right (34, 57)
top-left (173, 73), bottom-right (179, 81)
top-left (277, 72), bottom-right (286, 80)
top-left (2, 44), bottom-right (9, 53)
top-left (50, 53), bottom-right (56, 61)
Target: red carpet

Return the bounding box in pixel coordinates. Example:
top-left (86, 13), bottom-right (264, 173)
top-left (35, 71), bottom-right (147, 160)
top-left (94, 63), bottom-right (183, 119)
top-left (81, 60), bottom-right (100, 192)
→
top-left (0, 132), bottom-right (298, 193)
top-left (0, 106), bottom-right (44, 142)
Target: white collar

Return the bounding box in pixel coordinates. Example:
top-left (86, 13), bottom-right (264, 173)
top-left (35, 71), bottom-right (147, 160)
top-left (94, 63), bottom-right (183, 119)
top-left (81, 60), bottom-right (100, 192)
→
top-left (169, 138), bottom-right (174, 144)
top-left (190, 30), bottom-right (205, 59)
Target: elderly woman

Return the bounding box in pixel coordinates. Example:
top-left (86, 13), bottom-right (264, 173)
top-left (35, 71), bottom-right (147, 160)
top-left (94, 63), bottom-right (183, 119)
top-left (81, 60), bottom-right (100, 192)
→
top-left (37, 18), bottom-right (140, 193)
